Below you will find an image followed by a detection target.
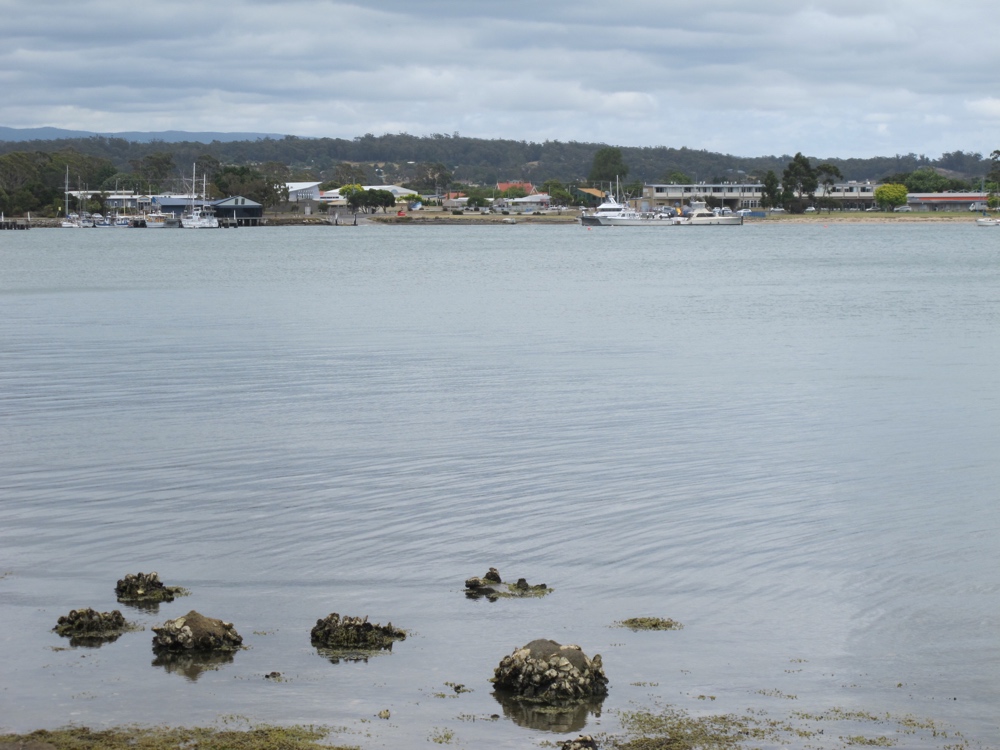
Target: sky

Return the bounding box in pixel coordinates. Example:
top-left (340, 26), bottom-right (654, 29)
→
top-left (3, 0), bottom-right (1000, 159)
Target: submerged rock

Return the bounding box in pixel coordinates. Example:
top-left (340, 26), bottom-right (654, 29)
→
top-left (115, 571), bottom-right (186, 604)
top-left (151, 610), bottom-right (243, 653)
top-left (310, 613), bottom-right (406, 652)
top-left (491, 639), bottom-right (609, 704)
top-left (464, 568), bottom-right (552, 600)
top-left (53, 608), bottom-right (134, 646)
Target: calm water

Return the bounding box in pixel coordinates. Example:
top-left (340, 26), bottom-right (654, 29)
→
top-left (1, 223), bottom-right (998, 748)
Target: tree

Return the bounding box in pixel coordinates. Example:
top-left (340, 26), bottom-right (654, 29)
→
top-left (874, 183), bottom-right (907, 210)
top-left (466, 195), bottom-right (488, 209)
top-left (367, 188), bottom-right (397, 213)
top-left (588, 146), bottom-right (628, 184)
top-left (410, 162), bottom-right (452, 193)
top-left (761, 170), bottom-right (781, 208)
top-left (329, 162), bottom-right (367, 187)
top-left (781, 153), bottom-right (818, 211)
top-left (663, 170), bottom-right (691, 184)
top-left (195, 154), bottom-right (221, 185)
top-left (338, 183), bottom-right (366, 212)
top-left (541, 179), bottom-right (573, 205)
top-left (213, 164), bottom-right (287, 207)
top-left (814, 162), bottom-right (843, 211)
top-left (501, 186), bottom-right (527, 199)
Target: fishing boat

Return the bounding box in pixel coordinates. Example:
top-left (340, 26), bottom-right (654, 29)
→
top-left (180, 165), bottom-right (219, 228)
top-left (142, 210), bottom-right (174, 228)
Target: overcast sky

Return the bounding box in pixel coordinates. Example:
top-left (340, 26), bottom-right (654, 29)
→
top-left (3, 0), bottom-right (999, 159)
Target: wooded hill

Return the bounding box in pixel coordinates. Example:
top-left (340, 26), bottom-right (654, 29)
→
top-left (0, 131), bottom-right (990, 189)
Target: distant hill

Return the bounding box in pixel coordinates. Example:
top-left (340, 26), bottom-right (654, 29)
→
top-left (0, 126), bottom-right (287, 143)
top-left (0, 128), bottom-right (989, 186)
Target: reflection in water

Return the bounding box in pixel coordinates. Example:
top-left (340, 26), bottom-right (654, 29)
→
top-left (119, 599), bottom-right (164, 615)
top-left (492, 690), bottom-right (604, 733)
top-left (152, 650), bottom-right (236, 681)
top-left (314, 644), bottom-right (393, 665)
top-left (64, 633), bottom-right (122, 649)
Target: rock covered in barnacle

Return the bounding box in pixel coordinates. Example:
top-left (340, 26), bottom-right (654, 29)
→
top-left (151, 610), bottom-right (243, 652)
top-left (310, 613), bottom-right (406, 651)
top-left (115, 571), bottom-right (185, 603)
top-left (464, 568), bottom-right (552, 600)
top-left (491, 639), bottom-right (609, 704)
top-left (54, 608), bottom-right (128, 637)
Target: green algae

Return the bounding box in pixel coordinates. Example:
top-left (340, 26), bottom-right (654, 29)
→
top-left (605, 701), bottom-right (975, 750)
top-left (614, 617), bottom-right (684, 631)
top-left (0, 725), bottom-right (357, 750)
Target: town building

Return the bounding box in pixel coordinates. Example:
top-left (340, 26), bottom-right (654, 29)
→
top-left (286, 182), bottom-right (322, 202)
top-left (641, 181), bottom-right (878, 211)
top-left (903, 192), bottom-right (989, 211)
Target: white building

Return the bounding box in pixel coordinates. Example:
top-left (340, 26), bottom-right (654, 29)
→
top-left (642, 181), bottom-right (877, 210)
top-left (318, 184), bottom-right (416, 205)
top-left (286, 182), bottom-right (322, 202)
top-left (509, 193), bottom-right (551, 211)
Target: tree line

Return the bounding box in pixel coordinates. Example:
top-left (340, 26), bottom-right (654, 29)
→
top-left (1, 134), bottom-right (998, 216)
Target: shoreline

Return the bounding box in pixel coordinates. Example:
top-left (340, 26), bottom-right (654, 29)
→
top-left (11, 211), bottom-right (986, 228)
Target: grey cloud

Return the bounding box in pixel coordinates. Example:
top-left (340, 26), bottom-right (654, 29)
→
top-left (2, 0), bottom-right (999, 157)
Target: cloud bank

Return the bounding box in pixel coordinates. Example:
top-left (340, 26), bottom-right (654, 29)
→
top-left (2, 0), bottom-right (998, 157)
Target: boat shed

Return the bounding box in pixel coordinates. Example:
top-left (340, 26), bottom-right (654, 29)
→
top-left (151, 196), bottom-right (208, 217)
top-left (212, 196), bottom-right (264, 225)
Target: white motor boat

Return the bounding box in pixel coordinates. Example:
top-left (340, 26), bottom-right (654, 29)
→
top-left (678, 202), bottom-right (743, 226)
top-left (975, 216), bottom-right (999, 226)
top-left (581, 196), bottom-right (679, 226)
top-left (181, 206), bottom-right (219, 229)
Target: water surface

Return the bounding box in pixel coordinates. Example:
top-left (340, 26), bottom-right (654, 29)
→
top-left (1, 223), bottom-right (998, 748)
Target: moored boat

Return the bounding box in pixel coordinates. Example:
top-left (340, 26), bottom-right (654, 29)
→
top-left (678, 204), bottom-right (743, 226)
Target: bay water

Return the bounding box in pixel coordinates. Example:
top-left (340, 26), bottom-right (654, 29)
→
top-left (1, 223), bottom-right (998, 748)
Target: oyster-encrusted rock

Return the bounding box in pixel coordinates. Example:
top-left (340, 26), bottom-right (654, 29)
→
top-left (151, 610), bottom-right (242, 652)
top-left (310, 613), bottom-right (406, 651)
top-left (491, 639), bottom-right (608, 704)
top-left (115, 571), bottom-right (185, 603)
top-left (53, 608), bottom-right (133, 646)
top-left (464, 568), bottom-right (552, 600)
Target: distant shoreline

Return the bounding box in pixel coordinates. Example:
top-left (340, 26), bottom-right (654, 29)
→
top-left (15, 211), bottom-right (983, 228)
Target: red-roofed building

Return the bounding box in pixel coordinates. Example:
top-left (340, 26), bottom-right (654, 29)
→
top-left (497, 182), bottom-right (535, 195)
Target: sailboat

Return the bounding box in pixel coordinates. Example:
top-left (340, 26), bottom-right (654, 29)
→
top-left (61, 166), bottom-right (83, 228)
top-left (181, 164), bottom-right (219, 228)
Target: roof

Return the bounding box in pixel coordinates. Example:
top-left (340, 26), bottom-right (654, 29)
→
top-left (286, 182), bottom-right (322, 192)
top-left (908, 192), bottom-right (987, 202)
top-left (510, 192), bottom-right (550, 203)
top-left (213, 196), bottom-right (262, 207)
top-left (576, 187), bottom-right (605, 198)
top-left (497, 182), bottom-right (535, 194)
top-left (321, 185), bottom-right (415, 199)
